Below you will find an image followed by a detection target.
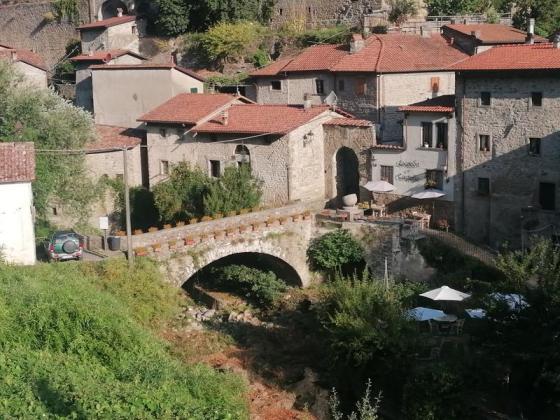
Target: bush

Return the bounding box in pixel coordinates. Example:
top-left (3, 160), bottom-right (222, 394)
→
top-left (294, 26), bottom-right (352, 47)
top-left (0, 260), bottom-right (248, 417)
top-left (307, 229), bottom-right (364, 272)
top-left (388, 0), bottom-right (418, 25)
top-left (207, 265), bottom-right (287, 308)
top-left (201, 21), bottom-right (267, 64)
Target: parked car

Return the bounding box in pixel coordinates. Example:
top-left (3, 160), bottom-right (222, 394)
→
top-left (45, 231), bottom-right (83, 261)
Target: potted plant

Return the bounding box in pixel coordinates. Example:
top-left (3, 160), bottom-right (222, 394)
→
top-left (148, 227), bottom-right (158, 233)
top-left (189, 217), bottom-right (199, 224)
top-left (133, 229), bottom-right (143, 235)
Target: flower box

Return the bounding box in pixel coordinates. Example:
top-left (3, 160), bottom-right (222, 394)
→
top-left (189, 218), bottom-right (199, 224)
top-left (148, 227), bottom-right (158, 233)
top-left (133, 229), bottom-right (144, 235)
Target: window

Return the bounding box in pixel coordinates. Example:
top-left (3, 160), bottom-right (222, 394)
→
top-left (479, 134), bottom-right (491, 152)
top-left (337, 79), bottom-right (345, 91)
top-left (160, 160), bottom-right (169, 176)
top-left (478, 177), bottom-right (490, 196)
top-left (531, 92), bottom-right (543, 107)
top-left (529, 138), bottom-right (541, 156)
top-left (131, 25), bottom-right (137, 35)
top-left (539, 182), bottom-right (556, 211)
top-left (426, 170), bottom-right (444, 190)
top-left (480, 92), bottom-right (491, 106)
top-left (209, 160), bottom-right (221, 178)
top-left (52, 207), bottom-right (58, 216)
top-left (190, 87), bottom-right (198, 93)
top-left (235, 145), bottom-right (250, 168)
top-left (380, 165), bottom-right (394, 184)
top-left (421, 122), bottom-right (433, 147)
top-left (436, 122), bottom-right (448, 149)
top-left (159, 128), bottom-right (167, 138)
top-left (315, 79), bottom-right (325, 95)
top-left (279, 8), bottom-right (283, 15)
top-left (355, 78), bottom-right (367, 96)
top-left (270, 80), bottom-right (282, 91)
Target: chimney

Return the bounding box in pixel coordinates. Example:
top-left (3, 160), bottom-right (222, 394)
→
top-left (350, 34), bottom-right (364, 54)
top-left (117, 8), bottom-right (123, 17)
top-left (10, 50), bottom-right (17, 61)
top-left (170, 51), bottom-right (177, 65)
top-left (554, 34), bottom-right (560, 49)
top-left (221, 110), bottom-right (229, 126)
top-left (526, 18), bottom-right (535, 44)
top-left (303, 93), bottom-right (312, 110)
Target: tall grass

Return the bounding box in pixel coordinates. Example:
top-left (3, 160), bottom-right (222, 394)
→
top-left (0, 260), bottom-right (248, 418)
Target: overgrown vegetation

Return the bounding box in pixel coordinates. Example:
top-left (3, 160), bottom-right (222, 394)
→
top-left (307, 229), bottom-right (365, 273)
top-left (51, 0), bottom-right (79, 22)
top-left (0, 259), bottom-right (248, 417)
top-left (0, 61), bottom-right (99, 223)
top-left (388, 0), bottom-right (418, 26)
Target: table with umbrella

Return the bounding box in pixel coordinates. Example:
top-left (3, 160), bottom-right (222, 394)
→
top-left (411, 188), bottom-right (446, 229)
top-left (418, 285), bottom-right (471, 335)
top-left (363, 180), bottom-right (395, 217)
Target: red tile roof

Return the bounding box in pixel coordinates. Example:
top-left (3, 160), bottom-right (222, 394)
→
top-left (324, 118), bottom-right (373, 127)
top-left (193, 104), bottom-right (331, 134)
top-left (89, 63), bottom-right (206, 81)
top-left (443, 24), bottom-right (547, 44)
top-left (250, 34), bottom-right (467, 76)
top-left (451, 43), bottom-right (560, 71)
top-left (399, 95), bottom-right (455, 113)
top-left (0, 142), bottom-right (35, 183)
top-left (87, 125), bottom-right (143, 152)
top-left (71, 49), bottom-right (145, 63)
top-left (138, 93), bottom-right (243, 125)
top-left (0, 46), bottom-right (47, 71)
top-left (77, 15), bottom-right (136, 30)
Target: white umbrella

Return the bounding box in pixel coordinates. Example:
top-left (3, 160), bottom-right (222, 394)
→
top-left (363, 180), bottom-right (395, 193)
top-left (406, 307), bottom-right (445, 321)
top-left (411, 188), bottom-right (446, 199)
top-left (420, 285), bottom-right (471, 302)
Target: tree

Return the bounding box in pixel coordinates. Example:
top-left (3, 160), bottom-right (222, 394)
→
top-left (511, 0), bottom-right (560, 36)
top-left (388, 0), bottom-right (418, 26)
top-left (203, 165), bottom-right (263, 215)
top-left (0, 62), bottom-right (98, 223)
top-left (153, 0), bottom-right (190, 37)
top-left (201, 21), bottom-right (267, 64)
top-left (424, 0), bottom-right (508, 15)
top-left (307, 230), bottom-right (364, 272)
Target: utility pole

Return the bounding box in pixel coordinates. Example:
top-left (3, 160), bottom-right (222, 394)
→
top-left (123, 148), bottom-right (134, 267)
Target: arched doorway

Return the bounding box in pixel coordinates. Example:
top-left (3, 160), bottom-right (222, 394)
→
top-left (235, 145), bottom-right (250, 169)
top-left (98, 0), bottom-right (129, 19)
top-left (334, 147), bottom-right (360, 205)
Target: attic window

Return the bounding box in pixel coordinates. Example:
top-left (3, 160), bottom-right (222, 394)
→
top-left (270, 80), bottom-right (282, 91)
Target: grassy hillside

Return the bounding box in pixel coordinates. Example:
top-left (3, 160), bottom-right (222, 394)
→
top-left (0, 259), bottom-right (248, 418)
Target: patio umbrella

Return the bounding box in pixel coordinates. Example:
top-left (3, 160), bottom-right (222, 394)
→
top-left (406, 307), bottom-right (445, 321)
top-left (411, 188), bottom-right (446, 223)
top-left (363, 180), bottom-right (395, 193)
top-left (420, 285), bottom-right (471, 302)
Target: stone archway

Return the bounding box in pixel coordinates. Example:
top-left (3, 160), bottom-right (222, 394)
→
top-left (334, 147), bottom-right (360, 205)
top-left (97, 0), bottom-right (131, 19)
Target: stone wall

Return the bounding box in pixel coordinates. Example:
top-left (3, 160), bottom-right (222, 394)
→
top-left (455, 73), bottom-right (560, 248)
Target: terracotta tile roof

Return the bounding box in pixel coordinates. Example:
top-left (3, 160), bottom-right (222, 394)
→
top-left (451, 43), bottom-right (560, 71)
top-left (0, 142), bottom-right (35, 183)
top-left (86, 125), bottom-right (143, 152)
top-left (138, 93), bottom-right (243, 125)
top-left (250, 34), bottom-right (467, 76)
top-left (324, 118), bottom-right (373, 127)
top-left (77, 15), bottom-right (136, 30)
top-left (193, 104), bottom-right (331, 135)
top-left (89, 63), bottom-right (206, 81)
top-left (250, 56), bottom-right (296, 76)
top-left (443, 24), bottom-right (547, 44)
top-left (0, 46), bottom-right (47, 71)
top-left (399, 95), bottom-right (455, 112)
top-left (71, 49), bottom-right (145, 63)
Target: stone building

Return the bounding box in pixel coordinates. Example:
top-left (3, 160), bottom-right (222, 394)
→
top-left (0, 142), bottom-right (36, 265)
top-left (72, 49), bottom-right (145, 111)
top-left (90, 63), bottom-right (205, 128)
top-left (442, 23), bottom-right (547, 55)
top-left (138, 93), bottom-right (374, 206)
top-left (452, 43), bottom-right (560, 248)
top-left (0, 43), bottom-right (47, 88)
top-left (249, 33), bottom-right (466, 143)
top-left (77, 13), bottom-right (143, 54)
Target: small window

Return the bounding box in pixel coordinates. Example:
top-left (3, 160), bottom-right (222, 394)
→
top-left (159, 128), bottom-right (167, 138)
top-left (529, 138), bottom-right (541, 156)
top-left (355, 78), bottom-right (367, 96)
top-left (279, 8), bottom-right (283, 15)
top-left (337, 79), bottom-right (345, 91)
top-left (190, 87), bottom-right (198, 93)
top-left (478, 177), bottom-right (490, 196)
top-left (422, 122), bottom-right (433, 148)
top-left (270, 80), bottom-right (282, 91)
top-left (480, 92), bottom-right (491, 106)
top-left (539, 182), bottom-right (556, 211)
top-left (426, 170), bottom-right (444, 190)
top-left (436, 122), bottom-right (448, 150)
top-left (160, 160), bottom-right (169, 175)
top-left (479, 134), bottom-right (491, 152)
top-left (315, 79), bottom-right (325, 95)
top-left (52, 207), bottom-right (58, 216)
top-left (131, 25), bottom-right (137, 35)
top-left (380, 165), bottom-right (394, 184)
top-left (531, 92), bottom-right (543, 107)
top-left (210, 160), bottom-right (221, 178)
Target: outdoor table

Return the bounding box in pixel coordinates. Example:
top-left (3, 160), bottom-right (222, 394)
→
top-left (433, 314), bottom-right (458, 335)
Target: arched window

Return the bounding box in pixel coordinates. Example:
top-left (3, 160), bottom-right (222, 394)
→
top-left (235, 145), bottom-right (250, 169)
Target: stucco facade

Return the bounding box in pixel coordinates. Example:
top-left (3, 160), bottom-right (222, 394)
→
top-left (12, 61), bottom-right (47, 89)
top-left (91, 66), bottom-right (204, 127)
top-left (455, 72), bottom-right (560, 248)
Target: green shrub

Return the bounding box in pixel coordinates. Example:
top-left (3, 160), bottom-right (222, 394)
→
top-left (388, 0), bottom-right (418, 25)
top-left (154, 0), bottom-right (190, 36)
top-left (0, 261), bottom-right (248, 417)
top-left (295, 25), bottom-right (352, 47)
top-left (252, 49), bottom-right (270, 68)
top-left (201, 21), bottom-right (267, 63)
top-left (307, 229), bottom-right (364, 272)
top-left (207, 264), bottom-right (287, 308)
